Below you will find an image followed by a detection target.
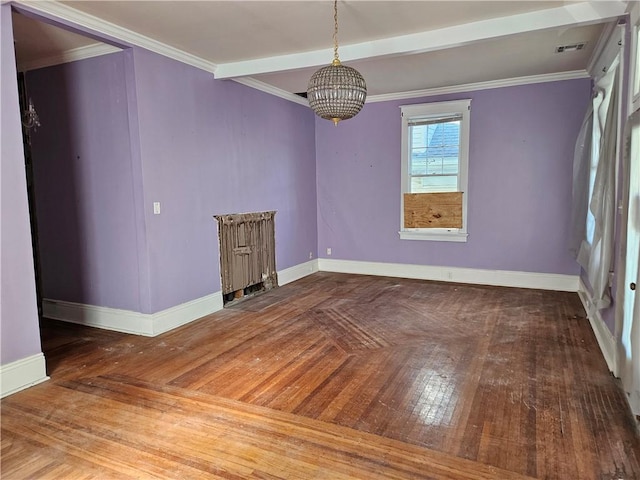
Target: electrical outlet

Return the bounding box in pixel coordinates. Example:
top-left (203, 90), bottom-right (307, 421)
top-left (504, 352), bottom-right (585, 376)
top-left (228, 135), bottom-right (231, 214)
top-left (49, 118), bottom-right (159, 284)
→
top-left (309, 252), bottom-right (313, 259)
top-left (153, 202), bottom-right (161, 215)
top-left (327, 247), bottom-right (332, 256)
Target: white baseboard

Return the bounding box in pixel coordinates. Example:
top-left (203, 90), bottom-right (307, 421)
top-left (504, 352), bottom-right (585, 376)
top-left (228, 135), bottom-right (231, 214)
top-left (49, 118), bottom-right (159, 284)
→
top-left (43, 293), bottom-right (223, 337)
top-left (317, 258), bottom-right (579, 292)
top-left (152, 293), bottom-right (224, 335)
top-left (0, 353), bottom-right (49, 398)
top-left (43, 299), bottom-right (155, 335)
top-left (577, 279), bottom-right (617, 373)
top-left (42, 259), bottom-right (320, 336)
top-left (278, 259), bottom-right (319, 286)
top-left (45, 259), bottom-right (578, 337)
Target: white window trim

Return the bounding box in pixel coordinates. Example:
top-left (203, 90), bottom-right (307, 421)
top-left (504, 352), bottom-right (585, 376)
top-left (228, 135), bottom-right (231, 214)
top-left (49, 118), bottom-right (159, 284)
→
top-left (630, 2), bottom-right (640, 112)
top-left (399, 99), bottom-right (471, 242)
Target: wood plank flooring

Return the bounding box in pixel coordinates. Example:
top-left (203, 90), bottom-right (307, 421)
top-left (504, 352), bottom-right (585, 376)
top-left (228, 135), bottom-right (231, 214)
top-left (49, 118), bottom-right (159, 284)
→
top-left (2, 272), bottom-right (639, 479)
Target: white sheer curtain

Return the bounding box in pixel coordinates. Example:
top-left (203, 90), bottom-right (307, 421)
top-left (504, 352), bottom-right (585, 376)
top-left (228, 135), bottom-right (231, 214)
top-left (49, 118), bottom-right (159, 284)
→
top-left (570, 106), bottom-right (593, 257)
top-left (576, 60), bottom-right (619, 311)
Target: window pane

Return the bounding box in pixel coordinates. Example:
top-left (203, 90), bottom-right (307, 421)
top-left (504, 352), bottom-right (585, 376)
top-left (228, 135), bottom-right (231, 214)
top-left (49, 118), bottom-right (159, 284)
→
top-left (426, 121), bottom-right (460, 153)
top-left (410, 125), bottom-right (427, 175)
top-left (635, 26), bottom-right (640, 97)
top-left (425, 157), bottom-right (459, 175)
top-left (411, 175), bottom-right (458, 193)
top-left (410, 148), bottom-right (427, 175)
top-left (409, 119), bottom-right (460, 193)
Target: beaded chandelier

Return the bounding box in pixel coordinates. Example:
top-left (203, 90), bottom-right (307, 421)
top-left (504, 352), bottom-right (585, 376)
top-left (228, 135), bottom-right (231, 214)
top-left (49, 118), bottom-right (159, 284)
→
top-left (307, 0), bottom-right (367, 126)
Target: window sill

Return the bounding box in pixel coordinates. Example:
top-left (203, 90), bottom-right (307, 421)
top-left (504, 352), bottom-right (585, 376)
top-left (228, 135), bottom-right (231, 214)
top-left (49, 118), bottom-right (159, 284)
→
top-left (399, 230), bottom-right (468, 242)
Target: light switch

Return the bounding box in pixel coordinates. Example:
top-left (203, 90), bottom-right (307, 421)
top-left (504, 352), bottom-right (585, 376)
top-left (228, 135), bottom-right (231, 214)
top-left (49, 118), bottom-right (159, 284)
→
top-left (153, 202), bottom-right (161, 215)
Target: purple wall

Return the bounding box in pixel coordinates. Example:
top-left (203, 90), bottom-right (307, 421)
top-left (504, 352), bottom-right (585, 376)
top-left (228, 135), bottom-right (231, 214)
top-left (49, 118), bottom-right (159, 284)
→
top-left (14, 15), bottom-right (588, 329)
top-left (316, 79), bottom-right (591, 275)
top-left (25, 45), bottom-right (317, 315)
top-left (132, 48), bottom-right (317, 312)
top-left (1, 4), bottom-right (43, 364)
top-left (27, 51), bottom-right (142, 312)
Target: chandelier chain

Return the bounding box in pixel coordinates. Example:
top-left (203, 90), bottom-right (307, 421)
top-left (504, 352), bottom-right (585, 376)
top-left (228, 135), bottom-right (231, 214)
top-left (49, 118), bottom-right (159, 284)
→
top-left (333, 0), bottom-right (339, 63)
top-left (307, 0), bottom-right (366, 125)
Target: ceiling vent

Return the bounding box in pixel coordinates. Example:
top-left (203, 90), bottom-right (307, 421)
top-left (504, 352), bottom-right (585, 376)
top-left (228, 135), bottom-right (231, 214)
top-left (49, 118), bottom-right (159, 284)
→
top-left (555, 43), bottom-right (586, 53)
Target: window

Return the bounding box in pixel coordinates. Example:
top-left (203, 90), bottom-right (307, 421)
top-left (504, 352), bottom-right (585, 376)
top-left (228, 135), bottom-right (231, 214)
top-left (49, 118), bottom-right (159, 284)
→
top-left (400, 99), bottom-right (471, 241)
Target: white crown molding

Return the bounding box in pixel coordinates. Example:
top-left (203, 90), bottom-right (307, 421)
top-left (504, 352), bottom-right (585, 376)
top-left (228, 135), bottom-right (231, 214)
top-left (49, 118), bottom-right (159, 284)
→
top-left (10, 1), bottom-right (610, 107)
top-left (317, 258), bottom-right (579, 292)
top-left (237, 70), bottom-right (590, 108)
top-left (17, 42), bottom-right (121, 72)
top-left (577, 279), bottom-right (617, 374)
top-left (12, 0), bottom-right (217, 74)
top-left (0, 353), bottom-right (48, 398)
top-left (232, 77), bottom-right (309, 107)
top-left (215, 2), bottom-right (628, 79)
top-left (366, 70), bottom-right (590, 103)
top-left (229, 70), bottom-right (589, 108)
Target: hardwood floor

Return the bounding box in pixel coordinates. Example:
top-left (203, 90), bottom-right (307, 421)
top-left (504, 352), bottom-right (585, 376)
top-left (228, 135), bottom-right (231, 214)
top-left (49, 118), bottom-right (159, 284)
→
top-left (2, 272), bottom-right (639, 479)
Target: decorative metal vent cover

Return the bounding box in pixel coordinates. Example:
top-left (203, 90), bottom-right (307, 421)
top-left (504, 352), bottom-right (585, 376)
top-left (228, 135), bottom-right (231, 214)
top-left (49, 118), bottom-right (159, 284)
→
top-left (214, 211), bottom-right (277, 303)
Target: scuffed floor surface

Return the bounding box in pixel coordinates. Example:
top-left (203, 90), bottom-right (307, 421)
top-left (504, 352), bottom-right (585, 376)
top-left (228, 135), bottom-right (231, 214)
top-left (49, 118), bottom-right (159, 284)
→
top-left (2, 272), bottom-right (639, 479)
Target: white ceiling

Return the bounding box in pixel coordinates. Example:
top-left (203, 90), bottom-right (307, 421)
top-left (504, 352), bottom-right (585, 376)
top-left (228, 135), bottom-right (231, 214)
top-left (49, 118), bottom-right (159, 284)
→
top-left (11, 1), bottom-right (628, 100)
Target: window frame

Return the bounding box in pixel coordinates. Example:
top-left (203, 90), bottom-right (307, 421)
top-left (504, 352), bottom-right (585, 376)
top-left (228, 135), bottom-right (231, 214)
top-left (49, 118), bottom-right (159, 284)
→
top-left (630, 2), bottom-right (640, 112)
top-left (399, 99), bottom-right (471, 242)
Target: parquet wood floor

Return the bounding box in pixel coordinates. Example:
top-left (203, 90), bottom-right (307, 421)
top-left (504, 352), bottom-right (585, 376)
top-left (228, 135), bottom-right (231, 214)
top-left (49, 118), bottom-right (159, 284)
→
top-left (2, 272), bottom-right (639, 479)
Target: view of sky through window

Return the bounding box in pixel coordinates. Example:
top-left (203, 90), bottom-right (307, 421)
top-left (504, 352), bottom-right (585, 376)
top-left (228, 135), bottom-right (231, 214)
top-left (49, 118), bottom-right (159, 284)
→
top-left (409, 120), bottom-right (460, 193)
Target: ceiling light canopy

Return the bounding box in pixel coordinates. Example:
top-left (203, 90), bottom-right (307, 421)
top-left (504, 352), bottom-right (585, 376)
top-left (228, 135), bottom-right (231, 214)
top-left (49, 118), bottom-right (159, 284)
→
top-left (307, 0), bottom-right (367, 126)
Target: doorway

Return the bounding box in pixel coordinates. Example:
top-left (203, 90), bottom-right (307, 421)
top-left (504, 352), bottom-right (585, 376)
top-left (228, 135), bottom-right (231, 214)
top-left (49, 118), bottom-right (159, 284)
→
top-left (17, 72), bottom-right (43, 319)
top-left (12, 8), bottom-right (125, 375)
